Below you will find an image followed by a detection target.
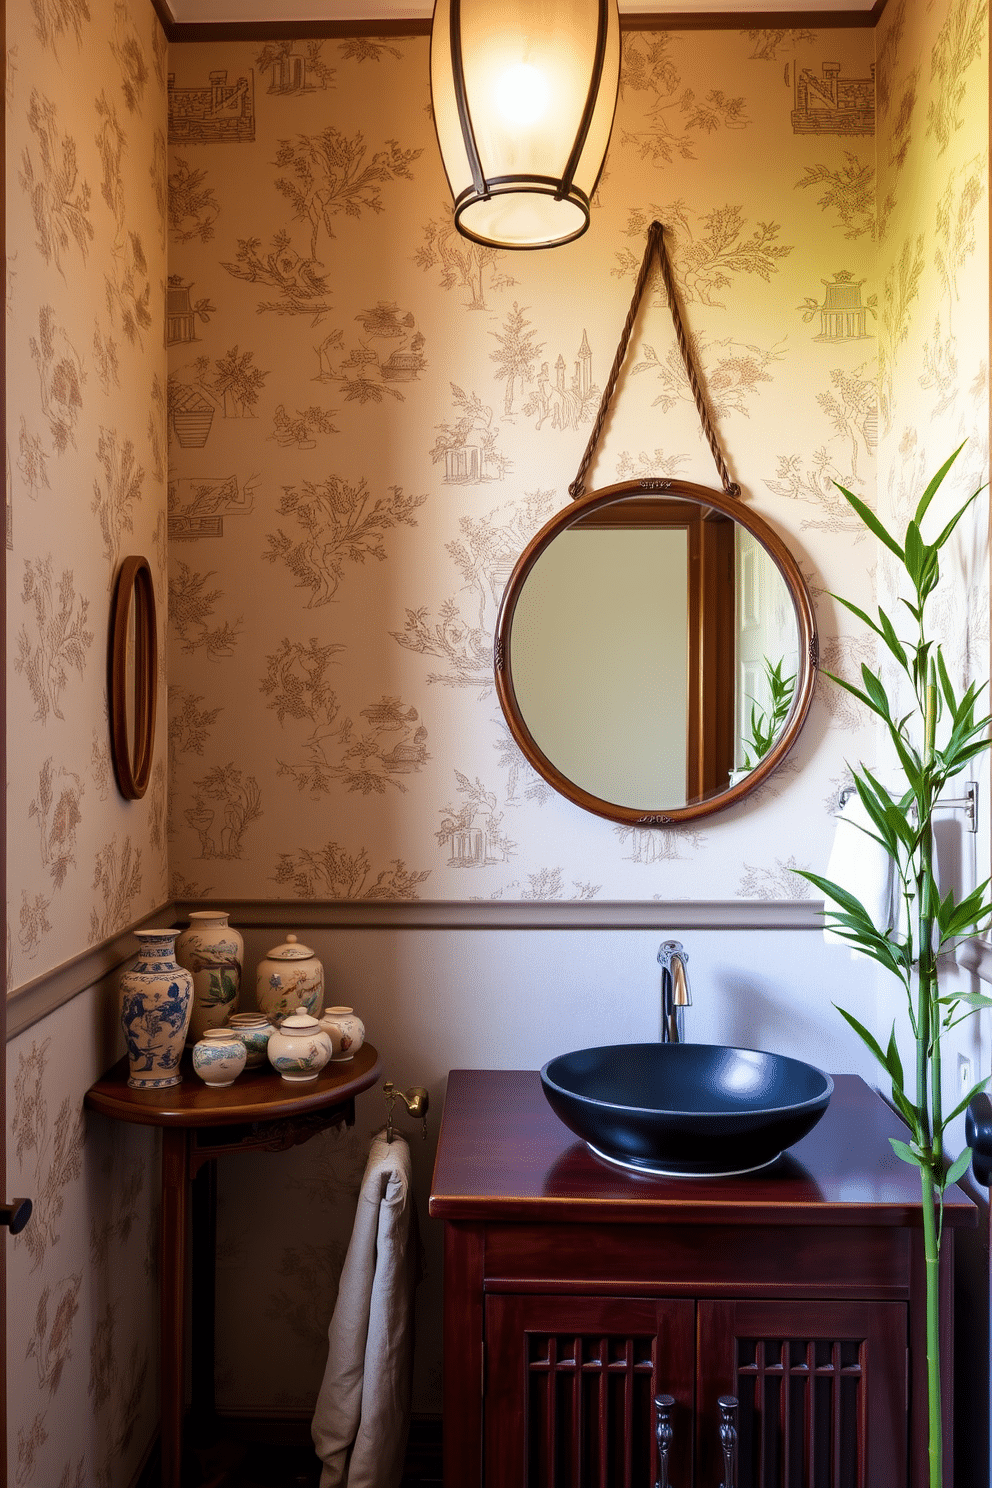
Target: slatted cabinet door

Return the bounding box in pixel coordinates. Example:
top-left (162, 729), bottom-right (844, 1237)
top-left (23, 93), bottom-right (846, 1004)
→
top-left (697, 1300), bottom-right (908, 1488)
top-left (484, 1295), bottom-right (695, 1488)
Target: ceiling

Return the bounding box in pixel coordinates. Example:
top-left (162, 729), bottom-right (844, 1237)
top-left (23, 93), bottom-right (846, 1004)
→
top-left (165, 0), bottom-right (877, 26)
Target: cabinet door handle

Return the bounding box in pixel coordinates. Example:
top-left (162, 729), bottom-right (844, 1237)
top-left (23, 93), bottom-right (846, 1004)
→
top-left (717, 1395), bottom-right (738, 1488)
top-left (653, 1393), bottom-right (675, 1488)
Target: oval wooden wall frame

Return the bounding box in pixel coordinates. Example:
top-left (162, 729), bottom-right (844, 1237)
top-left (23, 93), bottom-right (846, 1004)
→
top-left (110, 555), bottom-right (158, 801)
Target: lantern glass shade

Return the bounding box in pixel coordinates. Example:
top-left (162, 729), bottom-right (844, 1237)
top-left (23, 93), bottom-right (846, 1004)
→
top-left (430, 0), bottom-right (620, 250)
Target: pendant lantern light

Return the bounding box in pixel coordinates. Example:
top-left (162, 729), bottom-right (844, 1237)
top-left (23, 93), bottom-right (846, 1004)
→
top-left (430, 0), bottom-right (621, 250)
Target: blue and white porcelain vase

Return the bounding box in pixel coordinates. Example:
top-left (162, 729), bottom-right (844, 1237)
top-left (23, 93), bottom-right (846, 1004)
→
top-left (176, 910), bottom-right (244, 1045)
top-left (120, 929), bottom-right (194, 1090)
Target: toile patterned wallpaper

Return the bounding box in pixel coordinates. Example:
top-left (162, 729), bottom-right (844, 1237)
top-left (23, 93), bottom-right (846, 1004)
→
top-left (4, 0), bottom-right (990, 1472)
top-left (166, 26), bottom-right (891, 907)
top-left (6, 0), bottom-right (168, 1483)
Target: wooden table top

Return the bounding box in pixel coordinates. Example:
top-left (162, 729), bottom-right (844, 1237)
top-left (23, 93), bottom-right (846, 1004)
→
top-left (429, 1070), bottom-right (978, 1229)
top-left (85, 1041), bottom-right (381, 1128)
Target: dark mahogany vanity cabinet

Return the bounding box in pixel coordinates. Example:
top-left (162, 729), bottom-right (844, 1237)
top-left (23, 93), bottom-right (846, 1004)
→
top-left (429, 1070), bottom-right (976, 1488)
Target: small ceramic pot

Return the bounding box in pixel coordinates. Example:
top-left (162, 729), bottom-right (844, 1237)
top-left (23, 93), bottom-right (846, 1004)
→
top-left (267, 1007), bottom-right (331, 1082)
top-left (256, 934), bottom-right (324, 1024)
top-left (192, 1028), bottom-right (247, 1088)
top-left (319, 1006), bottom-right (366, 1063)
top-left (227, 1012), bottom-right (276, 1070)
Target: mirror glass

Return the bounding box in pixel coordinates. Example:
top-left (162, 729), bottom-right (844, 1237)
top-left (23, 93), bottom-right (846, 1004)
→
top-left (495, 480), bottom-right (817, 824)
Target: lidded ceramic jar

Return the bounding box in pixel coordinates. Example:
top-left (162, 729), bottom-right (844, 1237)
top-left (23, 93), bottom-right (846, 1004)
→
top-left (192, 1028), bottom-right (247, 1087)
top-left (176, 910), bottom-right (244, 1044)
top-left (256, 933), bottom-right (324, 1025)
top-left (227, 1011), bottom-right (276, 1070)
top-left (319, 1006), bottom-right (366, 1063)
top-left (267, 1007), bottom-right (332, 1082)
top-left (120, 929), bottom-right (194, 1090)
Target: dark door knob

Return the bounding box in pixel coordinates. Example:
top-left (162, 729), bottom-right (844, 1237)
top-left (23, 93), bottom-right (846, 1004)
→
top-left (0, 1198), bottom-right (32, 1234)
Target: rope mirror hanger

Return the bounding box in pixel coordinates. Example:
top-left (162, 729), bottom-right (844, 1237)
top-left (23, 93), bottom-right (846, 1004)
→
top-left (567, 219), bottom-right (741, 503)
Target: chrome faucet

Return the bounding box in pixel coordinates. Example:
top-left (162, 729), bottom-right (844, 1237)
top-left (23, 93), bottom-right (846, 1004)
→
top-left (657, 940), bottom-right (691, 1043)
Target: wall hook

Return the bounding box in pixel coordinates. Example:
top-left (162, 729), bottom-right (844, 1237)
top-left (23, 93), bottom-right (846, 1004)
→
top-left (383, 1080), bottom-right (429, 1143)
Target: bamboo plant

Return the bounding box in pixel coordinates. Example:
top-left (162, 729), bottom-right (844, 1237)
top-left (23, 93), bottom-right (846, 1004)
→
top-left (796, 445), bottom-right (992, 1488)
top-left (740, 656), bottom-right (796, 769)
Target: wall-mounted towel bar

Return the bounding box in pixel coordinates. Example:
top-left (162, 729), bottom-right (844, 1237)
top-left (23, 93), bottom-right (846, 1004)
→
top-left (383, 1080), bottom-right (429, 1142)
top-left (837, 780), bottom-right (978, 832)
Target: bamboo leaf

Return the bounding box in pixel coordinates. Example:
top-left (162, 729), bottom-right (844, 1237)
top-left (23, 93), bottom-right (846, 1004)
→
top-left (932, 481), bottom-right (988, 551)
top-left (833, 483), bottom-right (905, 560)
top-left (943, 1148), bottom-right (972, 1188)
top-left (936, 649), bottom-right (957, 714)
top-left (942, 1077), bottom-right (989, 1128)
top-left (834, 1004), bottom-right (889, 1068)
top-left (890, 1082), bottom-right (921, 1132)
top-left (936, 990), bottom-right (992, 1012)
top-left (829, 593), bottom-right (884, 639)
top-left (885, 1023), bottom-right (904, 1090)
top-left (860, 665), bottom-right (890, 715)
top-left (913, 442), bottom-right (965, 525)
top-left (877, 608), bottom-right (908, 669)
top-left (889, 1137), bottom-right (922, 1167)
top-left (904, 520), bottom-right (926, 588)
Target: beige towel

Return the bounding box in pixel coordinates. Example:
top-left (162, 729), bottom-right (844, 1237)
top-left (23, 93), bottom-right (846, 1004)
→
top-left (311, 1131), bottom-right (421, 1488)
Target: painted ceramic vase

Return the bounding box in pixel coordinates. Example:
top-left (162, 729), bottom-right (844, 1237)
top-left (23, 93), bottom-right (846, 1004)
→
top-left (120, 929), bottom-right (194, 1090)
top-left (319, 1006), bottom-right (366, 1063)
top-left (266, 1007), bottom-right (331, 1082)
top-left (256, 934), bottom-right (324, 1025)
top-left (176, 910), bottom-right (244, 1044)
top-left (227, 1011), bottom-right (276, 1070)
top-left (192, 1028), bottom-right (247, 1088)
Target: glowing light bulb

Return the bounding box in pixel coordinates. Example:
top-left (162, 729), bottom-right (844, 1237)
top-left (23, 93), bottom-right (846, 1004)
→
top-left (494, 63), bottom-right (550, 126)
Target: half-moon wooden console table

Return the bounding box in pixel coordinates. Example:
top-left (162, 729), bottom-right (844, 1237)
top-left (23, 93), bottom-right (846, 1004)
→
top-left (85, 1042), bottom-right (382, 1488)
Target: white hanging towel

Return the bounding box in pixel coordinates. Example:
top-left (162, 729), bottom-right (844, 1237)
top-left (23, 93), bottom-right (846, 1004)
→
top-left (823, 789), bottom-right (896, 949)
top-left (311, 1131), bottom-right (422, 1488)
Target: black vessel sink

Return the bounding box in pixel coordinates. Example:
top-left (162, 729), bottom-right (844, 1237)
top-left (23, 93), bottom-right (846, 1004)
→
top-left (540, 1042), bottom-right (833, 1177)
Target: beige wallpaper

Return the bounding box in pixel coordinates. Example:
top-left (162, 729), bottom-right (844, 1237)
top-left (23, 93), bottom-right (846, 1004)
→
top-left (166, 26), bottom-right (888, 908)
top-left (7, 0), bottom-right (170, 993)
top-left (6, 0), bottom-right (168, 1483)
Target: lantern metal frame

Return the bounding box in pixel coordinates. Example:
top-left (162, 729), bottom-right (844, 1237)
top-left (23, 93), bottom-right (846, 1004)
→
top-left (431, 0), bottom-right (619, 250)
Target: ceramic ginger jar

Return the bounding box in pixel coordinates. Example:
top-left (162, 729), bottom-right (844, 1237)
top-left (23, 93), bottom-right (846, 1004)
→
top-left (192, 1028), bottom-right (247, 1087)
top-left (227, 1011), bottom-right (276, 1070)
top-left (120, 929), bottom-right (194, 1090)
top-left (256, 933), bottom-right (324, 1024)
top-left (319, 1006), bottom-right (365, 1063)
top-left (267, 1007), bottom-right (331, 1082)
top-left (176, 910), bottom-right (244, 1044)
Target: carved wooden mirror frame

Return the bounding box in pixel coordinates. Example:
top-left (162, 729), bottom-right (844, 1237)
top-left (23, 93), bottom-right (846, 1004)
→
top-left (109, 555), bottom-right (157, 800)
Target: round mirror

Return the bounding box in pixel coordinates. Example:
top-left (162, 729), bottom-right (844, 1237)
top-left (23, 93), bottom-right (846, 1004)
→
top-left (110, 555), bottom-right (157, 800)
top-left (494, 479), bottom-right (817, 824)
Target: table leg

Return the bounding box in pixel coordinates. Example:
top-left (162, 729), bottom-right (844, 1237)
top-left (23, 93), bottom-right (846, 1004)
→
top-left (190, 1156), bottom-right (218, 1435)
top-left (160, 1127), bottom-right (190, 1488)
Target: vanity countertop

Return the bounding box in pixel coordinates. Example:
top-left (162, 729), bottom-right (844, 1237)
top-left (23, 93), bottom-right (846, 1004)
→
top-left (429, 1069), bottom-right (978, 1229)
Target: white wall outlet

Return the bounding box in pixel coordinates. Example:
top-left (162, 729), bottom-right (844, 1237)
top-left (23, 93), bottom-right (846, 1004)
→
top-left (958, 1053), bottom-right (974, 1094)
